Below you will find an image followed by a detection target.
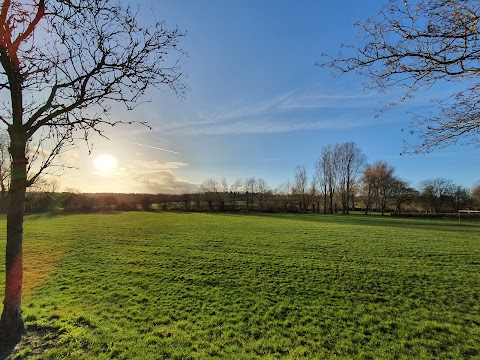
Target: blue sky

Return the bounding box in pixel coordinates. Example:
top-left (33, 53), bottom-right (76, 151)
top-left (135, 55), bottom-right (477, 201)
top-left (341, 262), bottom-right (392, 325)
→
top-left (58, 0), bottom-right (480, 193)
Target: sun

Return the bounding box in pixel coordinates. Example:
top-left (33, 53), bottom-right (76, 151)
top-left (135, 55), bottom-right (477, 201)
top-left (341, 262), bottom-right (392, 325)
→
top-left (93, 154), bottom-right (118, 172)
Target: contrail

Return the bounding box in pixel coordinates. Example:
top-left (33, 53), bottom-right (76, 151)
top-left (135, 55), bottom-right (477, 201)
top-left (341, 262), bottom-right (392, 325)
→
top-left (120, 140), bottom-right (181, 155)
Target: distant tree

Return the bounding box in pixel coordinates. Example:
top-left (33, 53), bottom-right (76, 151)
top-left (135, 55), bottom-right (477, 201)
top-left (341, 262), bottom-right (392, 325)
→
top-left (193, 192), bottom-right (202, 212)
top-left (229, 178), bottom-right (244, 211)
top-left (0, 0), bottom-right (186, 345)
top-left (245, 177), bottom-right (257, 210)
top-left (256, 178), bottom-right (269, 211)
top-left (420, 178), bottom-right (455, 214)
top-left (61, 187), bottom-right (79, 213)
top-left (293, 165), bottom-right (309, 212)
top-left (473, 182), bottom-right (480, 210)
top-left (140, 194), bottom-right (155, 212)
top-left (218, 177), bottom-right (228, 211)
top-left (200, 178), bottom-right (218, 211)
top-left (181, 192), bottom-right (191, 212)
top-left (311, 175), bottom-right (321, 213)
top-left (275, 180), bottom-right (293, 212)
top-left (348, 179), bottom-right (361, 211)
top-left (361, 161), bottom-right (396, 215)
top-left (314, 153), bottom-right (328, 214)
top-left (25, 178), bottom-right (59, 213)
top-left (449, 185), bottom-right (472, 213)
top-left (389, 178), bottom-right (417, 214)
top-left (316, 145), bottom-right (339, 214)
top-left (336, 142), bottom-right (366, 214)
top-left (361, 166), bottom-right (375, 215)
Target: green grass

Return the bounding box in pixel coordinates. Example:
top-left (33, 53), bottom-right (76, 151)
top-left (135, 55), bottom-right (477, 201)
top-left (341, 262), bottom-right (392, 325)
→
top-left (1, 212), bottom-right (479, 359)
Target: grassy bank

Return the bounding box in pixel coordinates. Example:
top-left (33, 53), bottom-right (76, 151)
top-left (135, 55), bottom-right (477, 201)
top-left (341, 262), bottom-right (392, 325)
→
top-left (1, 212), bottom-right (479, 359)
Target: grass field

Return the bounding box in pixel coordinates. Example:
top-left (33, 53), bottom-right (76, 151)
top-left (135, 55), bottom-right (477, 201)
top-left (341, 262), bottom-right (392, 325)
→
top-left (1, 212), bottom-right (480, 359)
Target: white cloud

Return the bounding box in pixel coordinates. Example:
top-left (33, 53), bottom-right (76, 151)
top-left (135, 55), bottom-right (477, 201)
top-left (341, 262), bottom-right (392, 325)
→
top-left (115, 160), bottom-right (196, 194)
top-left (133, 170), bottom-right (198, 194)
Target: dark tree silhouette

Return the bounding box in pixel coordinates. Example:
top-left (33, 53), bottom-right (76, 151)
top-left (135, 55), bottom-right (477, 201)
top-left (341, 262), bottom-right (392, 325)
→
top-left (318, 0), bottom-right (480, 153)
top-left (0, 0), bottom-right (186, 346)
top-left (335, 142), bottom-right (365, 214)
top-left (420, 178), bottom-right (455, 214)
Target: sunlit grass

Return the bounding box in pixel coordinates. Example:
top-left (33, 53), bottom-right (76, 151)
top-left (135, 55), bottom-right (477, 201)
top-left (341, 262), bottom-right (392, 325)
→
top-left (1, 212), bottom-right (479, 359)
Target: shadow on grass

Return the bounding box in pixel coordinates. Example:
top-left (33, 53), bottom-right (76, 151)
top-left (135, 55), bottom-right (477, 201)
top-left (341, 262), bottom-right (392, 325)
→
top-left (0, 343), bottom-right (15, 360)
top-left (1, 325), bottom-right (60, 360)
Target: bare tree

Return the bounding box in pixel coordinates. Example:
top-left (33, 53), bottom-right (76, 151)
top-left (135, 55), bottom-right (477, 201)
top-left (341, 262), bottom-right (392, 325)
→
top-left (218, 177), bottom-right (228, 211)
top-left (449, 185), bottom-right (473, 212)
top-left (473, 182), bottom-right (480, 210)
top-left (389, 178), bottom-right (417, 214)
top-left (311, 175), bottom-right (321, 213)
top-left (25, 177), bottom-right (58, 213)
top-left (245, 176), bottom-right (256, 210)
top-left (361, 166), bottom-right (376, 215)
top-left (336, 142), bottom-right (366, 214)
top-left (314, 152), bottom-right (328, 214)
top-left (61, 187), bottom-right (79, 213)
top-left (361, 161), bottom-right (396, 215)
top-left (318, 0), bottom-right (480, 153)
top-left (420, 178), bottom-right (455, 214)
top-left (256, 177), bottom-right (269, 211)
top-left (318, 145), bottom-right (340, 214)
top-left (275, 180), bottom-right (293, 212)
top-left (229, 178), bottom-right (244, 211)
top-left (0, 0), bottom-right (186, 345)
top-left (293, 165), bottom-right (309, 212)
top-left (200, 178), bottom-right (218, 211)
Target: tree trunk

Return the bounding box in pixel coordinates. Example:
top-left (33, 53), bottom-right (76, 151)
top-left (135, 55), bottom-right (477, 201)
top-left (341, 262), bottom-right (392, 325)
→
top-left (329, 191), bottom-right (334, 214)
top-left (345, 176), bottom-right (350, 215)
top-left (365, 187), bottom-right (371, 215)
top-left (0, 134), bottom-right (27, 347)
top-left (323, 185), bottom-right (327, 214)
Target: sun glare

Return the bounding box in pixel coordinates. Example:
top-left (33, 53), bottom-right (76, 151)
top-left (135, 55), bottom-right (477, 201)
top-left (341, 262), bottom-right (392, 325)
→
top-left (93, 154), bottom-right (118, 172)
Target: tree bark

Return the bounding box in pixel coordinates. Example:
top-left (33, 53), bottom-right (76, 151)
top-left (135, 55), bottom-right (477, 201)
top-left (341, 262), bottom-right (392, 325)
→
top-left (0, 132), bottom-right (27, 346)
top-left (0, 40), bottom-right (28, 345)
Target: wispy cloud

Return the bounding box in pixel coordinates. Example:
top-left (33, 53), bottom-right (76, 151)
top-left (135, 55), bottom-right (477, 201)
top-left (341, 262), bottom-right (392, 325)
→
top-left (162, 89), bottom-right (386, 136)
top-left (119, 140), bottom-right (181, 154)
top-left (280, 91), bottom-right (378, 109)
top-left (211, 91), bottom-right (295, 121)
top-left (181, 116), bottom-right (378, 136)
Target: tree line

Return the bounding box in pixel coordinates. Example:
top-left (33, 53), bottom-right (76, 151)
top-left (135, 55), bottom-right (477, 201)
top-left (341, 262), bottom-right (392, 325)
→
top-left (12, 141), bottom-right (480, 217)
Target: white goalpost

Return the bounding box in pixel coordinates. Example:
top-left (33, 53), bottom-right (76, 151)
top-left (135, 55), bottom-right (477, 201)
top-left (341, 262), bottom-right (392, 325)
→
top-left (458, 210), bottom-right (480, 223)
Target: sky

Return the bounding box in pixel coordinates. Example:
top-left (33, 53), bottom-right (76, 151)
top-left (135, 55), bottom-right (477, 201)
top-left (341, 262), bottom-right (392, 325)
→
top-left (54, 0), bottom-right (480, 194)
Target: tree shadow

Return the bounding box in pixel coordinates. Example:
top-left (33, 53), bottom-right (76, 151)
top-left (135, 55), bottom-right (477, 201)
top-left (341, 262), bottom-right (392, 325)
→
top-left (0, 325), bottom-right (59, 359)
top-left (0, 343), bottom-right (15, 360)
